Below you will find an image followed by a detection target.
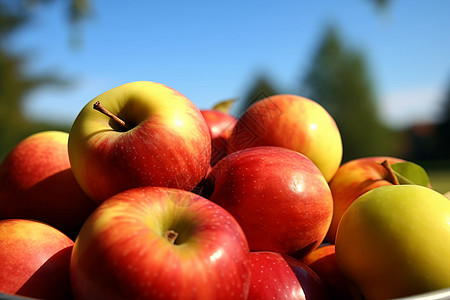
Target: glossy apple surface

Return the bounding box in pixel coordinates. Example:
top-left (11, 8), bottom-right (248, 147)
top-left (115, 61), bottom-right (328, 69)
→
top-left (227, 94), bottom-right (342, 181)
top-left (0, 131), bottom-right (97, 238)
top-left (301, 244), bottom-right (357, 300)
top-left (248, 251), bottom-right (328, 300)
top-left (336, 185), bottom-right (450, 300)
top-left (201, 110), bottom-right (236, 140)
top-left (68, 81), bottom-right (211, 203)
top-left (205, 146), bottom-right (333, 258)
top-left (326, 156), bottom-right (404, 243)
top-left (70, 186), bottom-right (251, 300)
top-left (0, 219), bottom-right (74, 300)
top-left (201, 110), bottom-right (236, 166)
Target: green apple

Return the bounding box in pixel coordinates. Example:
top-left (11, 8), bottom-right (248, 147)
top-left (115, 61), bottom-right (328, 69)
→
top-left (68, 81), bottom-right (211, 203)
top-left (335, 185), bottom-right (450, 300)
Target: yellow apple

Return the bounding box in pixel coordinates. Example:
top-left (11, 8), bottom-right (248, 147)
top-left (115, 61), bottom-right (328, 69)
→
top-left (335, 185), bottom-right (450, 300)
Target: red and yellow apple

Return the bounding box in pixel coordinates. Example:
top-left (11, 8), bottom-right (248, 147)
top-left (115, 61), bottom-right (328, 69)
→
top-left (0, 219), bottom-right (74, 300)
top-left (227, 94), bottom-right (342, 181)
top-left (70, 186), bottom-right (251, 300)
top-left (0, 131), bottom-right (97, 238)
top-left (68, 81), bottom-right (211, 203)
top-left (301, 244), bottom-right (357, 300)
top-left (204, 146), bottom-right (333, 258)
top-left (325, 156), bottom-right (404, 243)
top-left (248, 251), bottom-right (329, 300)
top-left (201, 109), bottom-right (236, 166)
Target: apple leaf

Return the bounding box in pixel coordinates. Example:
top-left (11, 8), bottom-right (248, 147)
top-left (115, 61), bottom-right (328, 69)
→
top-left (213, 99), bottom-right (236, 114)
top-left (390, 162), bottom-right (430, 187)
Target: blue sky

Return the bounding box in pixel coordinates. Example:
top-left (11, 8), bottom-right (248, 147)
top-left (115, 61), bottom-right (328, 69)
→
top-left (10, 0), bottom-right (450, 129)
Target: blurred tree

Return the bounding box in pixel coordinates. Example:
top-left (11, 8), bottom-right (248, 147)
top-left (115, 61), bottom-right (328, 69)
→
top-left (236, 73), bottom-right (279, 116)
top-left (434, 76), bottom-right (450, 161)
top-left (369, 0), bottom-right (390, 10)
top-left (0, 0), bottom-right (90, 161)
top-left (301, 25), bottom-right (399, 162)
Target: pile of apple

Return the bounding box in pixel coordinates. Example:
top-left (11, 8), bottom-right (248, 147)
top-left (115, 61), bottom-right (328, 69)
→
top-left (0, 81), bottom-right (449, 300)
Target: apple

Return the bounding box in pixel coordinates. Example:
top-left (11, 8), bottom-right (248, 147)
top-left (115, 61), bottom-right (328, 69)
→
top-left (0, 131), bottom-right (97, 238)
top-left (68, 81), bottom-right (211, 204)
top-left (248, 251), bottom-right (329, 300)
top-left (70, 186), bottom-right (251, 300)
top-left (325, 156), bottom-right (404, 243)
top-left (0, 219), bottom-right (74, 299)
top-left (200, 110), bottom-right (237, 140)
top-left (335, 185), bottom-right (450, 300)
top-left (227, 94), bottom-right (342, 181)
top-left (201, 110), bottom-right (236, 166)
top-left (301, 244), bottom-right (358, 300)
top-left (204, 146), bottom-right (333, 259)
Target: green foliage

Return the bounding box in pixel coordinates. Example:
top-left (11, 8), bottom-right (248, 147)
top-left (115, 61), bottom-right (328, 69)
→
top-left (0, 0), bottom-right (84, 161)
top-left (390, 162), bottom-right (430, 187)
top-left (301, 25), bottom-right (400, 162)
top-left (236, 73), bottom-right (279, 116)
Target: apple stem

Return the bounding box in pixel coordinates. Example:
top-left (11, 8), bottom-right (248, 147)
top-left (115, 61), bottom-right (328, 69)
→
top-left (93, 101), bottom-right (130, 131)
top-left (380, 160), bottom-right (400, 185)
top-left (164, 229), bottom-right (179, 244)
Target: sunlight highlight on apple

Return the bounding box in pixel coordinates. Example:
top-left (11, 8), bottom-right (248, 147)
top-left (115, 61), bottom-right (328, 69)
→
top-left (290, 176), bottom-right (305, 193)
top-left (210, 249), bottom-right (223, 262)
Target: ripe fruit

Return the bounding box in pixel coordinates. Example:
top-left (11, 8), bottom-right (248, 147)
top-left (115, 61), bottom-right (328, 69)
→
top-left (0, 219), bottom-right (74, 300)
top-left (68, 81), bottom-right (211, 203)
top-left (227, 94), bottom-right (342, 181)
top-left (201, 110), bottom-right (236, 166)
top-left (336, 185), bottom-right (450, 300)
top-left (205, 146), bottom-right (333, 258)
top-left (301, 245), bottom-right (356, 300)
top-left (70, 186), bottom-right (251, 300)
top-left (326, 156), bottom-right (404, 243)
top-left (248, 251), bottom-right (329, 300)
top-left (0, 131), bottom-right (97, 237)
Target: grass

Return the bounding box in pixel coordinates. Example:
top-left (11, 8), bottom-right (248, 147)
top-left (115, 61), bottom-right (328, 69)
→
top-left (427, 169), bottom-right (450, 194)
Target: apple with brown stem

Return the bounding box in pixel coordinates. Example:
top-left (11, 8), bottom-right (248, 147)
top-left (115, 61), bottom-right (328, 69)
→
top-left (68, 81), bottom-right (211, 203)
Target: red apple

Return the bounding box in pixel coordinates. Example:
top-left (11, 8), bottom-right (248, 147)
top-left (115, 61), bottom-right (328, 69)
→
top-left (68, 81), bottom-right (211, 203)
top-left (302, 244), bottom-right (358, 300)
top-left (0, 131), bottom-right (97, 238)
top-left (70, 186), bottom-right (251, 300)
top-left (325, 156), bottom-right (404, 243)
top-left (204, 146), bottom-right (333, 259)
top-left (248, 251), bottom-right (329, 300)
top-left (201, 110), bottom-right (237, 140)
top-left (0, 219), bottom-right (74, 299)
top-left (227, 94), bottom-right (342, 181)
top-left (201, 110), bottom-right (237, 166)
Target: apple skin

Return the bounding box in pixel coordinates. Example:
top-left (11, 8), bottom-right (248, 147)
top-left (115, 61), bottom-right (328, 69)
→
top-left (200, 110), bottom-right (237, 140)
top-left (204, 146), bottom-right (333, 259)
top-left (68, 81), bottom-right (211, 204)
top-left (301, 244), bottom-right (358, 300)
top-left (0, 131), bottom-right (97, 238)
top-left (248, 251), bottom-right (329, 300)
top-left (227, 94), bottom-right (342, 181)
top-left (335, 185), bottom-right (450, 300)
top-left (325, 156), bottom-right (404, 243)
top-left (201, 110), bottom-right (236, 166)
top-left (70, 186), bottom-right (251, 300)
top-left (0, 219), bottom-right (74, 300)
